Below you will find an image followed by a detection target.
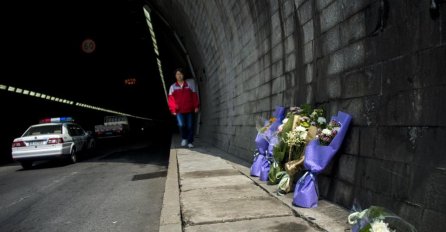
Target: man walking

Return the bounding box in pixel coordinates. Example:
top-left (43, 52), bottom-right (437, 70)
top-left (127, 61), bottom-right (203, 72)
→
top-left (168, 68), bottom-right (199, 148)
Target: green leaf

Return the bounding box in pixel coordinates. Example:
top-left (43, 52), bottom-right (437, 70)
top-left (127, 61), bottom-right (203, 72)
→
top-left (300, 104), bottom-right (313, 116)
top-left (301, 121), bottom-right (310, 128)
top-left (268, 164), bottom-right (283, 185)
top-left (273, 145), bottom-right (285, 162)
top-left (359, 224), bottom-right (371, 232)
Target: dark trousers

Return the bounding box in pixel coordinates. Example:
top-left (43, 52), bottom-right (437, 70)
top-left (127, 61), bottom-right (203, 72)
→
top-left (176, 113), bottom-right (194, 143)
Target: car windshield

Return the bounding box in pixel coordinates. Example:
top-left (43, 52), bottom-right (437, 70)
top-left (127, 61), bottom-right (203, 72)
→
top-left (23, 125), bottom-right (63, 136)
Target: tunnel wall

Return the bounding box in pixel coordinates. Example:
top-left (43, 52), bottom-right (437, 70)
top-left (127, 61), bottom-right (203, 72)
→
top-left (151, 0), bottom-right (446, 230)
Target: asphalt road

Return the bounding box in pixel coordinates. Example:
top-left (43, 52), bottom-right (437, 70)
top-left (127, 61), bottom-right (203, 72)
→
top-left (0, 136), bottom-right (170, 232)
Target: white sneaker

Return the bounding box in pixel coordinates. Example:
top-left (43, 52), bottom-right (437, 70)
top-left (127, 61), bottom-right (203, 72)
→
top-left (181, 139), bottom-right (187, 146)
top-left (187, 143), bottom-right (194, 148)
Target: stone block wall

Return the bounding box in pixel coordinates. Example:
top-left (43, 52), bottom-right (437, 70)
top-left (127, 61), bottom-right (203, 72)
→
top-left (151, 0), bottom-right (445, 230)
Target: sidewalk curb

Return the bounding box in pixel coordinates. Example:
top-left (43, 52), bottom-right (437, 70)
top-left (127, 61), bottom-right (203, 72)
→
top-left (159, 141), bottom-right (182, 232)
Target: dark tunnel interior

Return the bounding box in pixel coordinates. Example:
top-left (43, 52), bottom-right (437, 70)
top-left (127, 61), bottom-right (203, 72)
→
top-left (0, 0), bottom-right (187, 163)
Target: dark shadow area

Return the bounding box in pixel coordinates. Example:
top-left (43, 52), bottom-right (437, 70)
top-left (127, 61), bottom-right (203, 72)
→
top-left (132, 170), bottom-right (167, 181)
top-left (1, 0), bottom-right (184, 165)
top-left (100, 145), bottom-right (168, 166)
top-left (16, 160), bottom-right (72, 171)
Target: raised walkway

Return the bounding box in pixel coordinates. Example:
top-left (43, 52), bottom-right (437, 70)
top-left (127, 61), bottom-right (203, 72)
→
top-left (159, 136), bottom-right (351, 232)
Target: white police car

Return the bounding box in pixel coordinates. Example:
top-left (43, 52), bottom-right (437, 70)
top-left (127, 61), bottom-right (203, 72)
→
top-left (11, 117), bottom-right (95, 169)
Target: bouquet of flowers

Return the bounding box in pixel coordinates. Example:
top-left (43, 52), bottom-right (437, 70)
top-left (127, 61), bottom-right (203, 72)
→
top-left (317, 119), bottom-right (341, 145)
top-left (293, 111), bottom-right (352, 208)
top-left (250, 106), bottom-right (286, 178)
top-left (268, 105), bottom-right (324, 193)
top-left (348, 205), bottom-right (417, 232)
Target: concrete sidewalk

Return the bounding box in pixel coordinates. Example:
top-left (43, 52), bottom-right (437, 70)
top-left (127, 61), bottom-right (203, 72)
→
top-left (160, 136), bottom-right (351, 232)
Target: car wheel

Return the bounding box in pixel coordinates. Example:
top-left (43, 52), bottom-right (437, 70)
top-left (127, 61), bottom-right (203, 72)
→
top-left (69, 148), bottom-right (77, 164)
top-left (20, 161), bottom-right (33, 169)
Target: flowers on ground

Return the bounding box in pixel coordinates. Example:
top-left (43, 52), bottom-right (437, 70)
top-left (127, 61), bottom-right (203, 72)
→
top-left (370, 220), bottom-right (394, 232)
top-left (348, 205), bottom-right (417, 232)
top-left (269, 104), bottom-right (326, 192)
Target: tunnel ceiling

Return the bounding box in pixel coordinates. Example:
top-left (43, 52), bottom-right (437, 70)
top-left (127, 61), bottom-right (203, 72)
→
top-left (2, 0), bottom-right (179, 119)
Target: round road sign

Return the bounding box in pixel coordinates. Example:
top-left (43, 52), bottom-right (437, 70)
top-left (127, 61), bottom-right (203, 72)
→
top-left (81, 38), bottom-right (96, 54)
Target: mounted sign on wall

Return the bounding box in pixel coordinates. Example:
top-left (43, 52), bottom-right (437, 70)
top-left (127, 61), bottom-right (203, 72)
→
top-left (81, 38), bottom-right (96, 54)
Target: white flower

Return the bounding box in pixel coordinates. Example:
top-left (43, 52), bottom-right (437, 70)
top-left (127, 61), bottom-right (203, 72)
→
top-left (284, 131), bottom-right (299, 146)
top-left (317, 117), bottom-right (327, 124)
top-left (370, 220), bottom-right (394, 232)
top-left (278, 125), bottom-right (284, 132)
top-left (300, 131), bottom-right (308, 140)
top-left (322, 129), bottom-right (332, 136)
top-left (282, 118), bottom-right (289, 124)
top-left (295, 126), bottom-right (306, 132)
top-left (310, 111), bottom-right (317, 117)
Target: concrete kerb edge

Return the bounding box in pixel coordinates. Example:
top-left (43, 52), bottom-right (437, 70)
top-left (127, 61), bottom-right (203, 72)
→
top-left (159, 139), bottom-right (182, 232)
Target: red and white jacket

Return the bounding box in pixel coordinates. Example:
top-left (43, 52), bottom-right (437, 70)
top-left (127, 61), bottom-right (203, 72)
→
top-left (168, 79), bottom-right (200, 114)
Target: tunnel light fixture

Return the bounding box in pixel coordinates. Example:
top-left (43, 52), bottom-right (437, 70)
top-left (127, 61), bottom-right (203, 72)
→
top-left (1, 83), bottom-right (152, 120)
top-left (143, 5), bottom-right (168, 103)
top-left (143, 5), bottom-right (152, 21)
top-left (154, 46), bottom-right (159, 56)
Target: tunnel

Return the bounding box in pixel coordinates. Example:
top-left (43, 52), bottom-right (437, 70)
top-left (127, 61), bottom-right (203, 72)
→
top-left (1, 0), bottom-right (445, 231)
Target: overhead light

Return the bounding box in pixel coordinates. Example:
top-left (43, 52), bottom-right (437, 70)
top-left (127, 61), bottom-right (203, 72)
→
top-left (3, 83), bottom-right (153, 120)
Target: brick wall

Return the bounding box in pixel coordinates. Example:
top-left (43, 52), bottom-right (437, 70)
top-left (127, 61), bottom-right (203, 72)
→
top-left (151, 0), bottom-right (445, 230)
